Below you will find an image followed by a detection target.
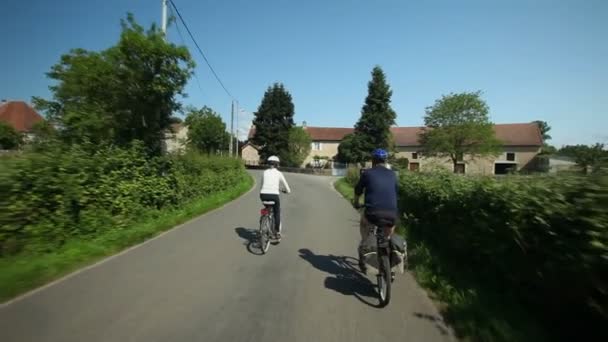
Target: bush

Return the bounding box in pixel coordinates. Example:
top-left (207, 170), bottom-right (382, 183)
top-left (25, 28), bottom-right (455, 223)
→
top-left (0, 142), bottom-right (246, 256)
top-left (345, 167), bottom-right (360, 186)
top-left (392, 157), bottom-right (409, 171)
top-left (399, 172), bottom-right (608, 339)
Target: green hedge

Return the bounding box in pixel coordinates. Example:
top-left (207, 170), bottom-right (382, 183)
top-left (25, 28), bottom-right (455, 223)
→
top-left (399, 172), bottom-right (607, 338)
top-left (0, 142), bottom-right (246, 256)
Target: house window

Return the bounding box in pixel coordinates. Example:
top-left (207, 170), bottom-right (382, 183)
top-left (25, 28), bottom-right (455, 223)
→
top-left (454, 163), bottom-right (466, 174)
top-left (312, 142), bottom-right (322, 151)
top-left (506, 152), bottom-right (515, 161)
top-left (412, 152), bottom-right (418, 160)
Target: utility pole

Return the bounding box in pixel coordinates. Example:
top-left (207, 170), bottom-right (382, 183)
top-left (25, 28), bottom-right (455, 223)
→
top-left (161, 0), bottom-right (168, 36)
top-left (229, 100), bottom-right (234, 157)
top-left (235, 101), bottom-right (239, 157)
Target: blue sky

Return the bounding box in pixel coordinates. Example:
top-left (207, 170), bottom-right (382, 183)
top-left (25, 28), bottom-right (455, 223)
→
top-left (1, 0), bottom-right (606, 146)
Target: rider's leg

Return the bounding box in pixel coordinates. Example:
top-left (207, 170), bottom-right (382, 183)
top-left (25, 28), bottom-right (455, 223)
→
top-left (273, 196), bottom-right (281, 234)
top-left (359, 212), bottom-right (370, 244)
top-left (358, 212), bottom-right (369, 270)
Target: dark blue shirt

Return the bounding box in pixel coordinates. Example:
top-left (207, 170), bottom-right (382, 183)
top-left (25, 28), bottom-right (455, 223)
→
top-left (355, 166), bottom-right (398, 211)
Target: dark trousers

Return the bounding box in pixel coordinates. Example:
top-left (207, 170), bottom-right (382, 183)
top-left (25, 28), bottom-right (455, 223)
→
top-left (260, 194), bottom-right (281, 232)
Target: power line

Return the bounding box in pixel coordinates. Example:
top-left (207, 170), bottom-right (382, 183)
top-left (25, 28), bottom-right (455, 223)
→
top-left (169, 0), bottom-right (234, 99)
top-left (170, 5), bottom-right (205, 98)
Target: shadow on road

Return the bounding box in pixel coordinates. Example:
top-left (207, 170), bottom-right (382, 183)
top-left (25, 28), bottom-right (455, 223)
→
top-left (235, 227), bottom-right (264, 255)
top-left (298, 248), bottom-right (380, 308)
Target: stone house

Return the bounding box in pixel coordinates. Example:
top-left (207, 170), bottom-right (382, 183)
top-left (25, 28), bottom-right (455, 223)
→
top-left (244, 122), bottom-right (543, 175)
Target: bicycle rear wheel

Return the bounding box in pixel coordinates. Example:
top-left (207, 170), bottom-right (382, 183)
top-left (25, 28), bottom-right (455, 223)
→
top-left (259, 216), bottom-right (271, 254)
top-left (377, 254), bottom-right (392, 307)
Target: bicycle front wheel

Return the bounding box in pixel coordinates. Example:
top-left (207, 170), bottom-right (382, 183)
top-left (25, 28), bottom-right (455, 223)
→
top-left (377, 254), bottom-right (392, 307)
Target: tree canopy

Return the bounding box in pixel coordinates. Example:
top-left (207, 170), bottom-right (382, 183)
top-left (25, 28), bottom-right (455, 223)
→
top-left (337, 66), bottom-right (396, 164)
top-left (534, 120), bottom-right (552, 141)
top-left (0, 122), bottom-right (22, 150)
top-left (419, 91), bottom-right (501, 172)
top-left (283, 126), bottom-right (312, 167)
top-left (184, 106), bottom-right (230, 154)
top-left (33, 14), bottom-right (194, 154)
top-left (533, 120), bottom-right (556, 154)
top-left (558, 143), bottom-right (607, 173)
top-left (251, 83), bottom-right (295, 161)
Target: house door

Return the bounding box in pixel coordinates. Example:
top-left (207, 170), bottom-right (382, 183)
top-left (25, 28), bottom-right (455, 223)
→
top-left (454, 163), bottom-right (466, 174)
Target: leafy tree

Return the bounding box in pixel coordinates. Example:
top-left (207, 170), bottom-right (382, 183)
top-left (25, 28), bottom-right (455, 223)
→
top-left (185, 106), bottom-right (230, 154)
top-left (419, 91), bottom-right (501, 173)
top-left (540, 143), bottom-right (557, 155)
top-left (33, 14), bottom-right (194, 154)
top-left (337, 133), bottom-right (366, 164)
top-left (337, 66), bottom-right (396, 164)
top-left (558, 143), bottom-right (607, 174)
top-left (251, 83), bottom-right (295, 161)
top-left (534, 120), bottom-right (552, 141)
top-left (284, 127), bottom-right (311, 167)
top-left (27, 121), bottom-right (59, 150)
top-left (533, 120), bottom-right (555, 154)
top-left (0, 122), bottom-right (22, 150)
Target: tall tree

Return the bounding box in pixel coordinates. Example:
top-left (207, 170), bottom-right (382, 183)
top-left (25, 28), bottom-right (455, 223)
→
top-left (284, 127), bottom-right (312, 167)
top-left (0, 122), bottom-right (22, 150)
top-left (337, 66), bottom-right (396, 164)
top-left (185, 106), bottom-right (230, 154)
top-left (533, 120), bottom-right (556, 154)
top-left (534, 120), bottom-right (552, 141)
top-left (420, 91), bottom-right (501, 173)
top-left (33, 14), bottom-right (194, 154)
top-left (251, 83), bottom-right (295, 161)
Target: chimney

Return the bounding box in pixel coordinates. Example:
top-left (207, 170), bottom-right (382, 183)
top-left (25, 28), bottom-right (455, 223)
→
top-left (302, 121), bottom-right (307, 128)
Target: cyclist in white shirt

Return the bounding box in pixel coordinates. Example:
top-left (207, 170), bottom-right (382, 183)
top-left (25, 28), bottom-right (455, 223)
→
top-left (260, 156), bottom-right (291, 238)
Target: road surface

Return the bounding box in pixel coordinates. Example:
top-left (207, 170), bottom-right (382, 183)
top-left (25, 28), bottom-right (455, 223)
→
top-left (0, 171), bottom-right (453, 342)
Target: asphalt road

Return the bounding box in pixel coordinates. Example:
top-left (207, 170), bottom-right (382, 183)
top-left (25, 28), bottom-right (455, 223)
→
top-left (0, 171), bottom-right (453, 342)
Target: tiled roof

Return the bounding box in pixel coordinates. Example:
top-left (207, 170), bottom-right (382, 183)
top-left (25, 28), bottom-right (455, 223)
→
top-left (246, 122), bottom-right (542, 147)
top-left (247, 126), bottom-right (354, 141)
top-left (304, 127), bottom-right (354, 141)
top-left (0, 101), bottom-right (44, 132)
top-left (390, 126), bottom-right (425, 146)
top-left (493, 123), bottom-right (542, 146)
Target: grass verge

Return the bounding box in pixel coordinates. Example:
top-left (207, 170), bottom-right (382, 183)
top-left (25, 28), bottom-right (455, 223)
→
top-left (334, 177), bottom-right (356, 202)
top-left (0, 173), bottom-right (254, 303)
top-left (333, 177), bottom-right (546, 342)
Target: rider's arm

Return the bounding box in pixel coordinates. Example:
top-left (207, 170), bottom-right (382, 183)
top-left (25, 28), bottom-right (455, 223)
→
top-left (354, 171), bottom-right (366, 207)
top-left (279, 172), bottom-right (291, 193)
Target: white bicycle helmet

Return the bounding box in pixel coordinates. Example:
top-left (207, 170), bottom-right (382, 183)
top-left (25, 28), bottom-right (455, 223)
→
top-left (268, 156), bottom-right (280, 163)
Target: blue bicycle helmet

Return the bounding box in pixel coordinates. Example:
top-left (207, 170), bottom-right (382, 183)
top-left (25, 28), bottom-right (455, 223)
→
top-left (371, 148), bottom-right (388, 161)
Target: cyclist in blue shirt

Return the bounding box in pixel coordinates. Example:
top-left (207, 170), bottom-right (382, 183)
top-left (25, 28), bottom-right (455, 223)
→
top-left (353, 148), bottom-right (399, 271)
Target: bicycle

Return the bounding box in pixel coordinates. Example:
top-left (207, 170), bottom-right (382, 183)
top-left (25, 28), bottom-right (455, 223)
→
top-left (362, 224), bottom-right (393, 307)
top-left (355, 205), bottom-right (406, 307)
top-left (258, 200), bottom-right (277, 254)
